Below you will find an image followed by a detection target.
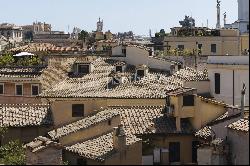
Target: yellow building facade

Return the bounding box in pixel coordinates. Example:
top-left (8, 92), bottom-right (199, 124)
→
top-left (164, 29), bottom-right (249, 56)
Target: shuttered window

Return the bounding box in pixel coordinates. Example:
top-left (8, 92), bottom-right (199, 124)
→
top-left (183, 95), bottom-right (195, 106)
top-left (215, 73), bottom-right (220, 94)
top-left (72, 104), bottom-right (84, 117)
top-left (169, 142), bottom-right (180, 162)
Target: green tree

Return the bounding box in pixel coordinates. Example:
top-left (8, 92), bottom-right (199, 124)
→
top-left (0, 53), bottom-right (14, 66)
top-left (0, 140), bottom-right (25, 165)
top-left (78, 30), bottom-right (89, 43)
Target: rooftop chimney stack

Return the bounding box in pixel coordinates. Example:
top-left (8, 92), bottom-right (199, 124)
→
top-left (113, 124), bottom-right (126, 152)
top-left (241, 83), bottom-right (246, 118)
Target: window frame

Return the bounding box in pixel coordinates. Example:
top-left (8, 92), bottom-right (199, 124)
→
top-left (211, 44), bottom-right (217, 53)
top-left (15, 84), bottom-right (23, 96)
top-left (0, 83), bottom-right (4, 95)
top-left (177, 45), bottom-right (184, 51)
top-left (137, 70), bottom-right (145, 77)
top-left (31, 84), bottom-right (40, 96)
top-left (169, 142), bottom-right (180, 163)
top-left (115, 66), bottom-right (123, 72)
top-left (77, 64), bottom-right (90, 74)
top-left (214, 73), bottom-right (221, 94)
top-left (72, 104), bottom-right (84, 117)
top-left (183, 95), bottom-right (195, 107)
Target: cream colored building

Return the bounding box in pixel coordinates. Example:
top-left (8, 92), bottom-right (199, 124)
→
top-left (207, 56), bottom-right (249, 106)
top-left (164, 29), bottom-right (249, 56)
top-left (111, 44), bottom-right (182, 73)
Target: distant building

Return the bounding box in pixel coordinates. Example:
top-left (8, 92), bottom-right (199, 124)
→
top-left (71, 27), bottom-right (81, 39)
top-left (94, 18), bottom-right (113, 41)
top-left (0, 23), bottom-right (23, 44)
top-left (224, 0), bottom-right (249, 34)
top-left (96, 17), bottom-right (103, 32)
top-left (164, 28), bottom-right (249, 56)
top-left (33, 21), bottom-right (52, 34)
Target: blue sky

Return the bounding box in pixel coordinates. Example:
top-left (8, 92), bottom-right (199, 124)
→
top-left (0, 0), bottom-right (238, 36)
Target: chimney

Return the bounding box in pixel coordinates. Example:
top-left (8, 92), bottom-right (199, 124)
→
top-left (176, 117), bottom-right (181, 132)
top-left (241, 83), bottom-right (246, 118)
top-left (113, 124), bottom-right (126, 152)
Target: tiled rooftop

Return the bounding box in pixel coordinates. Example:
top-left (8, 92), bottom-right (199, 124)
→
top-left (9, 43), bottom-right (83, 52)
top-left (25, 136), bottom-right (61, 153)
top-left (48, 105), bottom-right (193, 141)
top-left (115, 106), bottom-right (193, 135)
top-left (48, 108), bottom-right (119, 140)
top-left (0, 104), bottom-right (52, 127)
top-left (194, 126), bottom-right (212, 140)
top-left (227, 118), bottom-right (249, 132)
top-left (65, 132), bottom-right (140, 162)
top-left (40, 57), bottom-right (208, 99)
top-left (0, 66), bottom-right (46, 79)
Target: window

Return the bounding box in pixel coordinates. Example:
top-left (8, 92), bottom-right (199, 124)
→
top-left (0, 83), bottom-right (4, 95)
top-left (183, 95), bottom-right (195, 106)
top-left (211, 44), bottom-right (217, 53)
top-left (15, 84), bottom-right (23, 96)
top-left (72, 104), bottom-right (84, 117)
top-left (31, 84), bottom-right (39, 96)
top-left (108, 120), bottom-right (111, 125)
top-left (137, 70), bottom-right (144, 77)
top-left (177, 45), bottom-right (184, 51)
top-left (215, 73), bottom-right (220, 94)
top-left (169, 142), bottom-right (180, 163)
top-left (178, 64), bottom-right (182, 70)
top-left (77, 158), bottom-right (87, 165)
top-left (78, 64), bottom-right (89, 74)
top-left (116, 66), bottom-right (123, 72)
top-left (192, 141), bottom-right (199, 163)
top-left (198, 44), bottom-right (202, 49)
top-left (166, 96), bottom-right (170, 106)
top-left (122, 48), bottom-right (126, 55)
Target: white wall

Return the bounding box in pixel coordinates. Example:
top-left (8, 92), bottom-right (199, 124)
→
top-left (227, 129), bottom-right (249, 165)
top-left (112, 45), bottom-right (123, 56)
top-left (112, 46), bottom-right (175, 71)
top-left (238, 0), bottom-right (249, 21)
top-left (208, 66), bottom-right (249, 106)
top-left (207, 56), bottom-right (249, 65)
top-left (184, 81), bottom-right (210, 94)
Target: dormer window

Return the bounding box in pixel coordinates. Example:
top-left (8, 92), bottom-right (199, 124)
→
top-left (137, 70), bottom-right (144, 77)
top-left (136, 64), bottom-right (148, 79)
top-left (116, 66), bottom-right (123, 72)
top-left (122, 48), bottom-right (126, 55)
top-left (77, 64), bottom-right (89, 74)
top-left (114, 61), bottom-right (126, 73)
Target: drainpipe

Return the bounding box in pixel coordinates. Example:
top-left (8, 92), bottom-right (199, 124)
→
top-left (233, 70), bottom-right (235, 106)
top-left (241, 83), bottom-right (246, 118)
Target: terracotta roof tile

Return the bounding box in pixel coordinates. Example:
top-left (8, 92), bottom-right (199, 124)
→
top-left (227, 118), bottom-right (249, 132)
top-left (0, 104), bottom-right (52, 127)
top-left (65, 132), bottom-right (140, 162)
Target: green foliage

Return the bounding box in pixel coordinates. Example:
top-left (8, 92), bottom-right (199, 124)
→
top-left (78, 30), bottom-right (89, 42)
top-left (0, 140), bottom-right (25, 165)
top-left (16, 55), bottom-right (42, 66)
top-left (0, 127), bottom-right (8, 137)
top-left (0, 53), bottom-right (15, 66)
top-left (63, 160), bottom-right (69, 165)
top-left (155, 29), bottom-right (167, 38)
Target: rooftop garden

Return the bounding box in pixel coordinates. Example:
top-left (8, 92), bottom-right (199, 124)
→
top-left (0, 52), bottom-right (44, 67)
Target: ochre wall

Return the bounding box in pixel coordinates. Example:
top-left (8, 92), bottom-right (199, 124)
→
top-left (0, 82), bottom-right (42, 104)
top-left (150, 135), bottom-right (195, 165)
top-left (59, 116), bottom-right (120, 146)
top-left (2, 126), bottom-right (51, 145)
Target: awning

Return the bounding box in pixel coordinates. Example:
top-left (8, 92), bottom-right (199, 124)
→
top-left (13, 52), bottom-right (34, 57)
